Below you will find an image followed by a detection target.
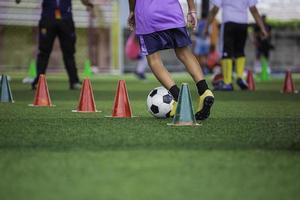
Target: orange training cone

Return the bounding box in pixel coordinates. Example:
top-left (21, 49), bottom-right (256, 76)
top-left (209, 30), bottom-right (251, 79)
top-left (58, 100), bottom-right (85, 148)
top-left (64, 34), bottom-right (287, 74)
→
top-left (110, 80), bottom-right (133, 118)
top-left (282, 70), bottom-right (298, 94)
top-left (30, 74), bottom-right (53, 106)
top-left (73, 78), bottom-right (98, 112)
top-left (246, 70), bottom-right (255, 91)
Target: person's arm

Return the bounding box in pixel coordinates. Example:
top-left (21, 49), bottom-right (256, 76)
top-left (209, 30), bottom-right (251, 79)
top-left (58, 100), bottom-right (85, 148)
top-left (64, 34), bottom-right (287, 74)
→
top-left (204, 5), bottom-right (219, 36)
top-left (129, 0), bottom-right (136, 13)
top-left (186, 0), bottom-right (197, 30)
top-left (249, 6), bottom-right (268, 38)
top-left (127, 0), bottom-right (136, 31)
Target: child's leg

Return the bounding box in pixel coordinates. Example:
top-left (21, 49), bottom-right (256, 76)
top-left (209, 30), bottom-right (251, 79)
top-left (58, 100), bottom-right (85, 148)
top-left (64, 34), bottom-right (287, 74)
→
top-left (221, 22), bottom-right (234, 86)
top-left (135, 56), bottom-right (147, 80)
top-left (234, 23), bottom-right (248, 90)
top-left (174, 46), bottom-right (214, 120)
top-left (146, 52), bottom-right (180, 101)
top-left (174, 46), bottom-right (207, 94)
top-left (234, 24), bottom-right (248, 80)
top-left (136, 56), bottom-right (147, 74)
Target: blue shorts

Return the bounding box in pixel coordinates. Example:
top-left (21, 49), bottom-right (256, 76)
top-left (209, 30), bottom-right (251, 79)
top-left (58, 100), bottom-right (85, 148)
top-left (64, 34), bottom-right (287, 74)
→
top-left (194, 38), bottom-right (210, 56)
top-left (137, 27), bottom-right (192, 56)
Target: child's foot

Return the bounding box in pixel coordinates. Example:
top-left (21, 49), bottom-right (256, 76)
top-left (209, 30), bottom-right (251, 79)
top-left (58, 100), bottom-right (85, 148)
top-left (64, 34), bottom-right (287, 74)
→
top-left (169, 101), bottom-right (177, 117)
top-left (236, 78), bottom-right (248, 90)
top-left (195, 90), bottom-right (214, 120)
top-left (214, 81), bottom-right (234, 91)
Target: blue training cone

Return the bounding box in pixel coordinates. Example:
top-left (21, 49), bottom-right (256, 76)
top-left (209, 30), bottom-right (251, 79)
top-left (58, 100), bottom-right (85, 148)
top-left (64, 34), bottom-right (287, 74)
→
top-left (168, 83), bottom-right (199, 126)
top-left (0, 74), bottom-right (14, 103)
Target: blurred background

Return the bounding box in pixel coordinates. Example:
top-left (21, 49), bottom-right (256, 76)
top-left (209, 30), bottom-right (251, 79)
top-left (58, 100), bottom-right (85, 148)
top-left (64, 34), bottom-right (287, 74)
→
top-left (0, 0), bottom-right (299, 75)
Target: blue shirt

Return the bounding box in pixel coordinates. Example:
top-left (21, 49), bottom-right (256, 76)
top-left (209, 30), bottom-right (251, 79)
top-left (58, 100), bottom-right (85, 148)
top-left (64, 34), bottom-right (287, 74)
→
top-left (41, 0), bottom-right (73, 19)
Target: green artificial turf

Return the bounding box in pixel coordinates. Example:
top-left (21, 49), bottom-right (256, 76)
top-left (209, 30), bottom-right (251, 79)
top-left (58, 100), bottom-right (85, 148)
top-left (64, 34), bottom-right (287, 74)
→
top-left (0, 73), bottom-right (300, 200)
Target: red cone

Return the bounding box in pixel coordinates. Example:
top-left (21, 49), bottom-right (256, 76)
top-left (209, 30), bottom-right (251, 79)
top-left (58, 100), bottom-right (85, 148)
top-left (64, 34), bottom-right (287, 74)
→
top-left (31, 74), bottom-right (53, 106)
top-left (73, 78), bottom-right (98, 112)
top-left (111, 80), bottom-right (132, 118)
top-left (246, 70), bottom-right (255, 91)
top-left (282, 70), bottom-right (297, 93)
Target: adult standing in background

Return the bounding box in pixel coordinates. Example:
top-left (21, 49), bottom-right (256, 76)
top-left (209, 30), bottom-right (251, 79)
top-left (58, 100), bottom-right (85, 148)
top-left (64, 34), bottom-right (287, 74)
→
top-left (16, 0), bottom-right (93, 90)
top-left (205, 0), bottom-right (268, 91)
top-left (194, 13), bottom-right (210, 73)
top-left (253, 14), bottom-right (274, 74)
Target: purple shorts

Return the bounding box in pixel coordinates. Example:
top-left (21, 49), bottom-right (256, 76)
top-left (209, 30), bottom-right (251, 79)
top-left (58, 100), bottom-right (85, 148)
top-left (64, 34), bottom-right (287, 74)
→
top-left (137, 27), bottom-right (192, 56)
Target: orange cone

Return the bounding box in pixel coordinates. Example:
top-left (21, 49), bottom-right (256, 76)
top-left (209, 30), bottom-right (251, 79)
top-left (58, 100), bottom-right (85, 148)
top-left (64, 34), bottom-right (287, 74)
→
top-left (282, 70), bottom-right (298, 94)
top-left (109, 80), bottom-right (133, 118)
top-left (73, 78), bottom-right (98, 112)
top-left (30, 74), bottom-right (53, 107)
top-left (246, 70), bottom-right (255, 91)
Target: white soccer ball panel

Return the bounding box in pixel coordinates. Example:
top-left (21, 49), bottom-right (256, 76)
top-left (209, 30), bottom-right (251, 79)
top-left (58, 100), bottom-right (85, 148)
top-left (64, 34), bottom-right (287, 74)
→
top-left (159, 101), bottom-right (173, 116)
top-left (151, 94), bottom-right (164, 106)
top-left (146, 86), bottom-right (174, 118)
top-left (156, 86), bottom-right (169, 96)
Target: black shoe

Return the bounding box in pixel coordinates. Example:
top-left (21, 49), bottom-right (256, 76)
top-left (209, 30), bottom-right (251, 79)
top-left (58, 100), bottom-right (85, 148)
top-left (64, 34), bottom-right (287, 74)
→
top-left (236, 78), bottom-right (248, 90)
top-left (70, 82), bottom-right (82, 90)
top-left (31, 84), bottom-right (36, 90)
top-left (195, 90), bottom-right (214, 120)
top-left (213, 81), bottom-right (234, 91)
top-left (195, 97), bottom-right (214, 120)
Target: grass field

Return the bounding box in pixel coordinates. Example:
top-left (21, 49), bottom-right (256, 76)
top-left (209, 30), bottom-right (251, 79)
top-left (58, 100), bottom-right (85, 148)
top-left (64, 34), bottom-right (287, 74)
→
top-left (1, 73), bottom-right (300, 200)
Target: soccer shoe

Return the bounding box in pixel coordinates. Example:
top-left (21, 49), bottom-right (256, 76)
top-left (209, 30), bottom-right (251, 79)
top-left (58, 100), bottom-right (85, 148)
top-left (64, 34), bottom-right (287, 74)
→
top-left (70, 82), bottom-right (82, 90)
top-left (169, 101), bottom-right (177, 118)
top-left (195, 90), bottom-right (214, 120)
top-left (31, 84), bottom-right (36, 90)
top-left (213, 81), bottom-right (234, 91)
top-left (236, 78), bottom-right (248, 90)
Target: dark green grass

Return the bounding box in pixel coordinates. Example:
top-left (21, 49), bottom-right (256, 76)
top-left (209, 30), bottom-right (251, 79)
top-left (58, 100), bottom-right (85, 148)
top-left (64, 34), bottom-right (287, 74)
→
top-left (0, 73), bottom-right (300, 200)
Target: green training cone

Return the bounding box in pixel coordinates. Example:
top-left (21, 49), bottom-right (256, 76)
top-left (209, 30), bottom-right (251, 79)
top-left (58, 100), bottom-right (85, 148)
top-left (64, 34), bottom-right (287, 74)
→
top-left (83, 59), bottom-right (93, 78)
top-left (168, 83), bottom-right (199, 126)
top-left (261, 56), bottom-right (269, 81)
top-left (0, 74), bottom-right (14, 103)
top-left (28, 59), bottom-right (37, 78)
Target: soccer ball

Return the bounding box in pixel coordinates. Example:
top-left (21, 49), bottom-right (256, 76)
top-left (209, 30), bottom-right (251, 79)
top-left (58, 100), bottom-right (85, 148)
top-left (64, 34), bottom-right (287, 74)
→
top-left (147, 86), bottom-right (174, 118)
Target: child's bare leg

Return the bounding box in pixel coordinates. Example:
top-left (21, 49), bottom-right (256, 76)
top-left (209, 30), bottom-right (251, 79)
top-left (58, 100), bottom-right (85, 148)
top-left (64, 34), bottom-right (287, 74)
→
top-left (175, 46), bottom-right (214, 120)
top-left (174, 46), bottom-right (204, 83)
top-left (146, 52), bottom-right (175, 89)
top-left (146, 52), bottom-right (180, 101)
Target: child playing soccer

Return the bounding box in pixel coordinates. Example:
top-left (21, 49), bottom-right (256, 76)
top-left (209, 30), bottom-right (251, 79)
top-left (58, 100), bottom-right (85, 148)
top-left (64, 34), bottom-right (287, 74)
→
top-left (128, 0), bottom-right (214, 120)
top-left (204, 0), bottom-right (268, 91)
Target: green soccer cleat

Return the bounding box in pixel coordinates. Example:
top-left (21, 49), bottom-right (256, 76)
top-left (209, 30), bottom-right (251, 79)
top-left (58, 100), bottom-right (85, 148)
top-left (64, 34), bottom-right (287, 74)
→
top-left (169, 101), bottom-right (177, 118)
top-left (195, 89), bottom-right (214, 120)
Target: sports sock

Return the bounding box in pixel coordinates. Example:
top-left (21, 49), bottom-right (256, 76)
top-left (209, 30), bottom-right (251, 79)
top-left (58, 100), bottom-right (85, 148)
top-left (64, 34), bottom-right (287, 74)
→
top-left (196, 80), bottom-right (209, 96)
top-left (236, 57), bottom-right (246, 79)
top-left (221, 58), bottom-right (233, 84)
top-left (169, 85), bottom-right (180, 101)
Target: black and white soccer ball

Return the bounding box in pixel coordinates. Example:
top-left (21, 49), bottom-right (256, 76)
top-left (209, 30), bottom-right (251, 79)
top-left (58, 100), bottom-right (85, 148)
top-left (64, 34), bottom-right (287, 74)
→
top-left (147, 86), bottom-right (174, 118)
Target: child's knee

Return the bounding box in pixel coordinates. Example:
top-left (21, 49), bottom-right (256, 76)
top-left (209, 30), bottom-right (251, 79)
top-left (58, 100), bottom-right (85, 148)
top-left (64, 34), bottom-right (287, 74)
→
top-left (175, 48), bottom-right (189, 61)
top-left (147, 56), bottom-right (160, 67)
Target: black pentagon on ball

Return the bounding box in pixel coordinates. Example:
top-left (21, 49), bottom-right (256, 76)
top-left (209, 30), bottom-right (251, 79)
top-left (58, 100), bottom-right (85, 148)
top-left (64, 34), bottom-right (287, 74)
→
top-left (163, 94), bottom-right (173, 104)
top-left (150, 104), bottom-right (159, 114)
top-left (149, 89), bottom-right (157, 97)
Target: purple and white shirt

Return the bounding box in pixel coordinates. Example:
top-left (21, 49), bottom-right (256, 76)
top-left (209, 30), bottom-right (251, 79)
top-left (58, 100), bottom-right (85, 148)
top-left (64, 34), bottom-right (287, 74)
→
top-left (135, 0), bottom-right (186, 35)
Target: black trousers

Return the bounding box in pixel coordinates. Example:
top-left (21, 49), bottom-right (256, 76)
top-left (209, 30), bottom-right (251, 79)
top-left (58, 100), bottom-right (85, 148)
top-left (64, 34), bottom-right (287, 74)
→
top-left (222, 22), bottom-right (248, 59)
top-left (33, 17), bottom-right (79, 86)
